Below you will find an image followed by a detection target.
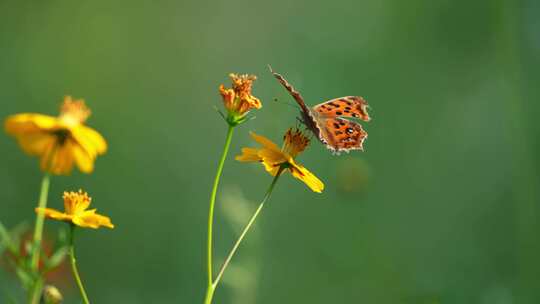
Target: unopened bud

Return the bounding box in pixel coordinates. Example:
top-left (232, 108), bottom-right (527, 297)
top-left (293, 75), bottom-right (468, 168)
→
top-left (43, 285), bottom-right (63, 304)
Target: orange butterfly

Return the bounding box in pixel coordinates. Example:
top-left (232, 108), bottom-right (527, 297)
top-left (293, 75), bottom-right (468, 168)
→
top-left (270, 67), bottom-right (371, 154)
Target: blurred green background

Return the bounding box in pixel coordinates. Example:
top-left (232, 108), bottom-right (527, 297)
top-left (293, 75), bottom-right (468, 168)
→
top-left (1, 0), bottom-right (539, 303)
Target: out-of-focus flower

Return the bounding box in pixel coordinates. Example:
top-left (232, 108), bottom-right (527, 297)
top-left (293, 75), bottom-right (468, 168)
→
top-left (35, 190), bottom-right (114, 229)
top-left (335, 157), bottom-right (371, 194)
top-left (219, 73), bottom-right (262, 125)
top-left (4, 96), bottom-right (107, 175)
top-left (236, 128), bottom-right (324, 193)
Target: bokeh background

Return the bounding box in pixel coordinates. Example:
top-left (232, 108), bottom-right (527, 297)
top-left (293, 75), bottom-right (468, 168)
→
top-left (1, 0), bottom-right (539, 303)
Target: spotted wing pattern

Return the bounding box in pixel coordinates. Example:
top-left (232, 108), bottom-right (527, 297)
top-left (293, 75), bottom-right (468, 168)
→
top-left (317, 117), bottom-right (367, 153)
top-left (313, 96), bottom-right (370, 121)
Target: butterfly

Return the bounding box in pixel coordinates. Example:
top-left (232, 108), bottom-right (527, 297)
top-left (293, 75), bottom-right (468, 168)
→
top-left (269, 66), bottom-right (371, 154)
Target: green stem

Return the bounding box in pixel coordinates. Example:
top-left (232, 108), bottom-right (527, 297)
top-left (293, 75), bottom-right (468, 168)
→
top-left (69, 225), bottom-right (90, 304)
top-left (204, 168), bottom-right (283, 304)
top-left (28, 174), bottom-right (50, 304)
top-left (28, 278), bottom-right (43, 304)
top-left (30, 174), bottom-right (50, 270)
top-left (204, 125), bottom-right (235, 301)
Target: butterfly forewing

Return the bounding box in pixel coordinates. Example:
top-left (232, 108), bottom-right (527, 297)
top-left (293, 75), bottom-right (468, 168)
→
top-left (313, 96), bottom-right (370, 121)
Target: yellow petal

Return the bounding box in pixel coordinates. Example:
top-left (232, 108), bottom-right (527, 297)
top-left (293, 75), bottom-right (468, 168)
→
top-left (289, 163), bottom-right (324, 193)
top-left (235, 147), bottom-right (262, 162)
top-left (72, 142), bottom-right (94, 173)
top-left (5, 113), bottom-right (59, 135)
top-left (17, 132), bottom-right (56, 156)
top-left (39, 139), bottom-right (58, 173)
top-left (73, 210), bottom-right (114, 229)
top-left (45, 141), bottom-right (75, 175)
top-left (258, 148), bottom-right (287, 165)
top-left (35, 208), bottom-right (73, 222)
top-left (71, 125), bottom-right (107, 157)
top-left (256, 148), bottom-right (287, 176)
top-left (249, 132), bottom-right (281, 152)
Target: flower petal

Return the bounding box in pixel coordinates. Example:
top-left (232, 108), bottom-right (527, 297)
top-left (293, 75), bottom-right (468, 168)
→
top-left (35, 208), bottom-right (73, 222)
top-left (72, 142), bottom-right (94, 173)
top-left (45, 141), bottom-right (75, 175)
top-left (235, 147), bottom-right (262, 162)
top-left (71, 125), bottom-right (107, 157)
top-left (17, 132), bottom-right (56, 156)
top-left (5, 114), bottom-right (59, 135)
top-left (249, 132), bottom-right (281, 152)
top-left (219, 85), bottom-right (236, 110)
top-left (258, 148), bottom-right (287, 166)
top-left (73, 210), bottom-right (114, 229)
top-left (289, 162), bottom-right (325, 193)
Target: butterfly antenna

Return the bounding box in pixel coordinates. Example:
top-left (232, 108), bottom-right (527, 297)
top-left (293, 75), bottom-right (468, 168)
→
top-left (274, 97), bottom-right (301, 110)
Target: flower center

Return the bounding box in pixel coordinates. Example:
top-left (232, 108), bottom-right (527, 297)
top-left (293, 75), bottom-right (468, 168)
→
top-left (53, 129), bottom-right (70, 145)
top-left (282, 128), bottom-right (310, 158)
top-left (59, 96), bottom-right (91, 126)
top-left (63, 190), bottom-right (91, 215)
top-left (230, 73), bottom-right (257, 94)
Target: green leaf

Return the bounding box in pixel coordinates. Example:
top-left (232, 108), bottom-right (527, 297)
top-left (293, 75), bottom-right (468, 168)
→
top-left (0, 220), bottom-right (12, 243)
top-left (15, 266), bottom-right (33, 289)
top-left (0, 221), bottom-right (17, 255)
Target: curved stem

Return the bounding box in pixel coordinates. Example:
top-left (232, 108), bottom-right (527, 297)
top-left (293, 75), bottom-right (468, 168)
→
top-left (205, 168), bottom-right (283, 304)
top-left (69, 225), bottom-right (90, 304)
top-left (204, 126), bottom-right (235, 302)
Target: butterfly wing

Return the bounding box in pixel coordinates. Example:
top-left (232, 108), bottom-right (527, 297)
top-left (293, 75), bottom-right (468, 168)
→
top-left (269, 66), bottom-right (311, 113)
top-left (313, 96), bottom-right (370, 121)
top-left (317, 117), bottom-right (368, 153)
top-left (270, 67), bottom-right (321, 136)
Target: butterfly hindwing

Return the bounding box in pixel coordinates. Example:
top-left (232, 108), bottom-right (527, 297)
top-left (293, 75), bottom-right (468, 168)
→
top-left (319, 117), bottom-right (367, 153)
top-left (313, 96), bottom-right (370, 121)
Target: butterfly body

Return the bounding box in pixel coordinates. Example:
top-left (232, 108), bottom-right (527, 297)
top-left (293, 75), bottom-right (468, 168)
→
top-left (270, 68), bottom-right (371, 154)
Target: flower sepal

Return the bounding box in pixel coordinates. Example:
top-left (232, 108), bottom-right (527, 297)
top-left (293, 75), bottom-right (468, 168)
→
top-left (225, 111), bottom-right (252, 127)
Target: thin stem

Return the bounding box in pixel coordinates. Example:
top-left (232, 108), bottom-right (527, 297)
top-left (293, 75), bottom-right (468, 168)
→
top-left (69, 225), bottom-right (90, 304)
top-left (204, 125), bottom-right (235, 299)
top-left (30, 174), bottom-right (50, 270)
top-left (205, 168), bottom-right (283, 304)
top-left (28, 174), bottom-right (50, 304)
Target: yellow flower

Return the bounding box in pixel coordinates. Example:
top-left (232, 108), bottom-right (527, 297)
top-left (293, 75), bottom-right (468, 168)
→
top-left (236, 128), bottom-right (324, 193)
top-left (219, 73), bottom-right (262, 125)
top-left (35, 190), bottom-right (114, 229)
top-left (4, 96), bottom-right (107, 175)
